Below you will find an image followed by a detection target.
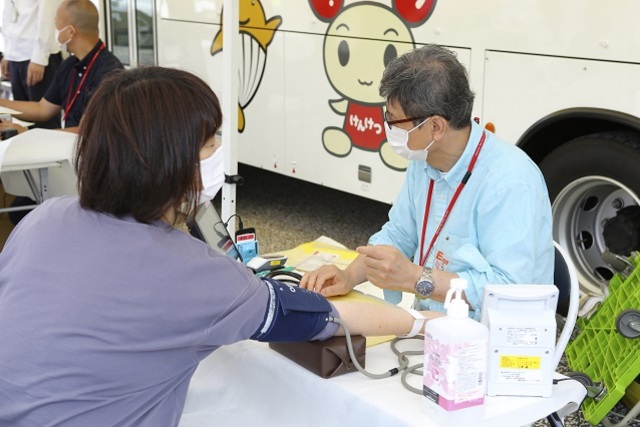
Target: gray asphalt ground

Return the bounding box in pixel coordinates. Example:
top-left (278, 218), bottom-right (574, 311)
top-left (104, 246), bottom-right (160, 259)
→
top-left (222, 164), bottom-right (391, 255)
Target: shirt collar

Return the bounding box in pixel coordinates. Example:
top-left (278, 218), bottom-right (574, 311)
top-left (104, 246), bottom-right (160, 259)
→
top-left (73, 40), bottom-right (104, 71)
top-left (117, 213), bottom-right (174, 231)
top-left (423, 120), bottom-right (484, 189)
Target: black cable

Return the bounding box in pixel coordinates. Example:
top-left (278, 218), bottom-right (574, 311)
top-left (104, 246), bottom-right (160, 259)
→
top-left (269, 278), bottom-right (300, 285)
top-left (552, 378), bottom-right (575, 384)
top-left (553, 377), bottom-right (599, 403)
top-left (264, 270), bottom-right (303, 282)
top-left (223, 213), bottom-right (243, 231)
top-left (546, 411), bottom-right (564, 427)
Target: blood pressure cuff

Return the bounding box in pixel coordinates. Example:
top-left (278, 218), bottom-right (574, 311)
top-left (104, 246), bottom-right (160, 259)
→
top-left (269, 335), bottom-right (366, 379)
top-left (251, 278), bottom-right (338, 342)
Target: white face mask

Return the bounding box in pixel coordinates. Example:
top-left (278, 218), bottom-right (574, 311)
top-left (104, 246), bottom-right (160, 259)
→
top-left (199, 145), bottom-right (224, 204)
top-left (55, 25), bottom-right (72, 49)
top-left (385, 117), bottom-right (434, 161)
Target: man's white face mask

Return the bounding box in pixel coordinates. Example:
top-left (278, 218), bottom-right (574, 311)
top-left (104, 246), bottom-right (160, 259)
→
top-left (55, 25), bottom-right (72, 49)
top-left (199, 145), bottom-right (224, 204)
top-left (385, 117), bottom-right (434, 162)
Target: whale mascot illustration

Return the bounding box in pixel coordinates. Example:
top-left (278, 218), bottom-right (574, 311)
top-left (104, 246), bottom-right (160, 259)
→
top-left (212, 0), bottom-right (282, 133)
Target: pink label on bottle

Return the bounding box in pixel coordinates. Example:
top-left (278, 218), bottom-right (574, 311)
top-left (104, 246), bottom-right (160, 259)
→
top-left (423, 333), bottom-right (486, 411)
top-left (439, 395), bottom-right (484, 411)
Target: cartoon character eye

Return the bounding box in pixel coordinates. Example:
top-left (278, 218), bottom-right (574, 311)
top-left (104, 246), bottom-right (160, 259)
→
top-left (383, 44), bottom-right (398, 67)
top-left (338, 40), bottom-right (350, 66)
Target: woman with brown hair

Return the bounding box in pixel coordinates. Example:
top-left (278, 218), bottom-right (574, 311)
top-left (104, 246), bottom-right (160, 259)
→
top-left (0, 66), bottom-right (436, 426)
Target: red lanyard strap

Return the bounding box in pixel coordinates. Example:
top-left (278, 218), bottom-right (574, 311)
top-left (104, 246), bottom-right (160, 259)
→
top-left (419, 131), bottom-right (486, 266)
top-left (63, 42), bottom-right (105, 123)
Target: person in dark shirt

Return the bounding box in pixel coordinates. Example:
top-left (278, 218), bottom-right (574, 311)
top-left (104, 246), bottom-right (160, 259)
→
top-left (0, 0), bottom-right (123, 133)
top-left (0, 0), bottom-right (123, 224)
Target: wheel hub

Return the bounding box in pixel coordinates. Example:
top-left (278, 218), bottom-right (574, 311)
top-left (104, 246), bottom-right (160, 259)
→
top-left (603, 206), bottom-right (640, 256)
top-left (552, 176), bottom-right (640, 295)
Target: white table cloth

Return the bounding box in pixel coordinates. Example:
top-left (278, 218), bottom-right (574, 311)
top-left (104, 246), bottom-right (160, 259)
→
top-left (180, 338), bottom-right (586, 427)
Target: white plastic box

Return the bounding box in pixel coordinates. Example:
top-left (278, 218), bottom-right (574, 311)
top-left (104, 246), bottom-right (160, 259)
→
top-left (481, 284), bottom-right (558, 397)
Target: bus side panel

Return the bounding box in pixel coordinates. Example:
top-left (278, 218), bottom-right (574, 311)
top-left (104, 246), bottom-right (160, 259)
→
top-left (214, 0), bottom-right (640, 67)
top-left (282, 32), bottom-right (332, 185)
top-left (157, 0), bottom-right (220, 23)
top-left (156, 19), bottom-right (220, 88)
top-left (156, 0), bottom-right (411, 203)
top-left (232, 32), bottom-right (287, 170)
top-left (283, 32), bottom-right (407, 203)
top-left (482, 51), bottom-right (640, 145)
top-left (318, 141), bottom-right (404, 205)
top-left (409, 1), bottom-right (640, 64)
top-left (156, 14), bottom-right (288, 175)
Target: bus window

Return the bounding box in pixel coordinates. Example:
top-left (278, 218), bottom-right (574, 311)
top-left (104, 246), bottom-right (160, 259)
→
top-left (108, 0), bottom-right (156, 67)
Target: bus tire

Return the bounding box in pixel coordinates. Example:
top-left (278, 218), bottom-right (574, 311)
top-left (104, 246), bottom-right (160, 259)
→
top-left (538, 131), bottom-right (640, 295)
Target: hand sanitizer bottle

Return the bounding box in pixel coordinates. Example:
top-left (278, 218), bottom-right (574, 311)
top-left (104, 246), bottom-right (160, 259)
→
top-left (423, 278), bottom-right (489, 423)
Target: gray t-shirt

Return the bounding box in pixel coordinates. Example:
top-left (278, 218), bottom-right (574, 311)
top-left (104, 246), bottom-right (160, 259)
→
top-left (0, 197), bottom-right (270, 426)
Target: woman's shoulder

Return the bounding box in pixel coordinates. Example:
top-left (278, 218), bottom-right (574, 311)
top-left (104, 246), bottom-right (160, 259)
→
top-left (14, 196), bottom-right (83, 229)
top-left (32, 196), bottom-right (80, 215)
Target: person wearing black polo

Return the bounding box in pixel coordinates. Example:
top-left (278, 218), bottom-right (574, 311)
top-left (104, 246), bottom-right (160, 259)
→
top-left (0, 0), bottom-right (123, 224)
top-left (0, 0), bottom-right (123, 133)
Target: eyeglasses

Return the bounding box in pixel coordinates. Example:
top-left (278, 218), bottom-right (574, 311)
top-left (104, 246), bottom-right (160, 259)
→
top-left (384, 110), bottom-right (423, 127)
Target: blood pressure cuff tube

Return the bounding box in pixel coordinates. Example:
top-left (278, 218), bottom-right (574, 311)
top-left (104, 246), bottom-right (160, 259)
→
top-left (251, 278), bottom-right (339, 342)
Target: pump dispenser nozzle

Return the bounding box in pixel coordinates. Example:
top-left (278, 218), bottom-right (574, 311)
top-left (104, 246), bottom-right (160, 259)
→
top-left (444, 278), bottom-right (469, 318)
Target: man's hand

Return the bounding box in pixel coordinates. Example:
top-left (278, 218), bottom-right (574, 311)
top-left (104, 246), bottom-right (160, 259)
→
top-left (1, 59), bottom-right (10, 80)
top-left (0, 120), bottom-right (28, 136)
top-left (356, 245), bottom-right (420, 293)
top-left (299, 264), bottom-right (354, 297)
top-left (27, 63), bottom-right (45, 86)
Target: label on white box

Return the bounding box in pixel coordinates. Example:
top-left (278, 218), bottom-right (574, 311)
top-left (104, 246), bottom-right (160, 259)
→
top-left (498, 354), bottom-right (543, 383)
top-left (498, 368), bottom-right (543, 384)
top-left (506, 327), bottom-right (540, 346)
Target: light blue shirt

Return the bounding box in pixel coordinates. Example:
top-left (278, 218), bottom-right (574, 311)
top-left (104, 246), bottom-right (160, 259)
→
top-left (369, 121), bottom-right (554, 319)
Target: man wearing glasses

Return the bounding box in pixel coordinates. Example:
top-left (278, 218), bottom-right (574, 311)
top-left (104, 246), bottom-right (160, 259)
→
top-left (301, 44), bottom-right (554, 319)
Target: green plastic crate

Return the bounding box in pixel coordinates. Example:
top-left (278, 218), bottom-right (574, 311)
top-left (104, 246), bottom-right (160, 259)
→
top-left (565, 253), bottom-right (640, 425)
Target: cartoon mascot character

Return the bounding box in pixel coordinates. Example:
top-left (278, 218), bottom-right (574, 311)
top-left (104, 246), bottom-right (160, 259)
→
top-left (212, 0), bottom-right (282, 133)
top-left (309, 0), bottom-right (437, 171)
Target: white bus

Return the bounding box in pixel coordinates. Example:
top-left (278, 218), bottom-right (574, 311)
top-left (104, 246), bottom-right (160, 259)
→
top-left (103, 0), bottom-right (640, 295)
